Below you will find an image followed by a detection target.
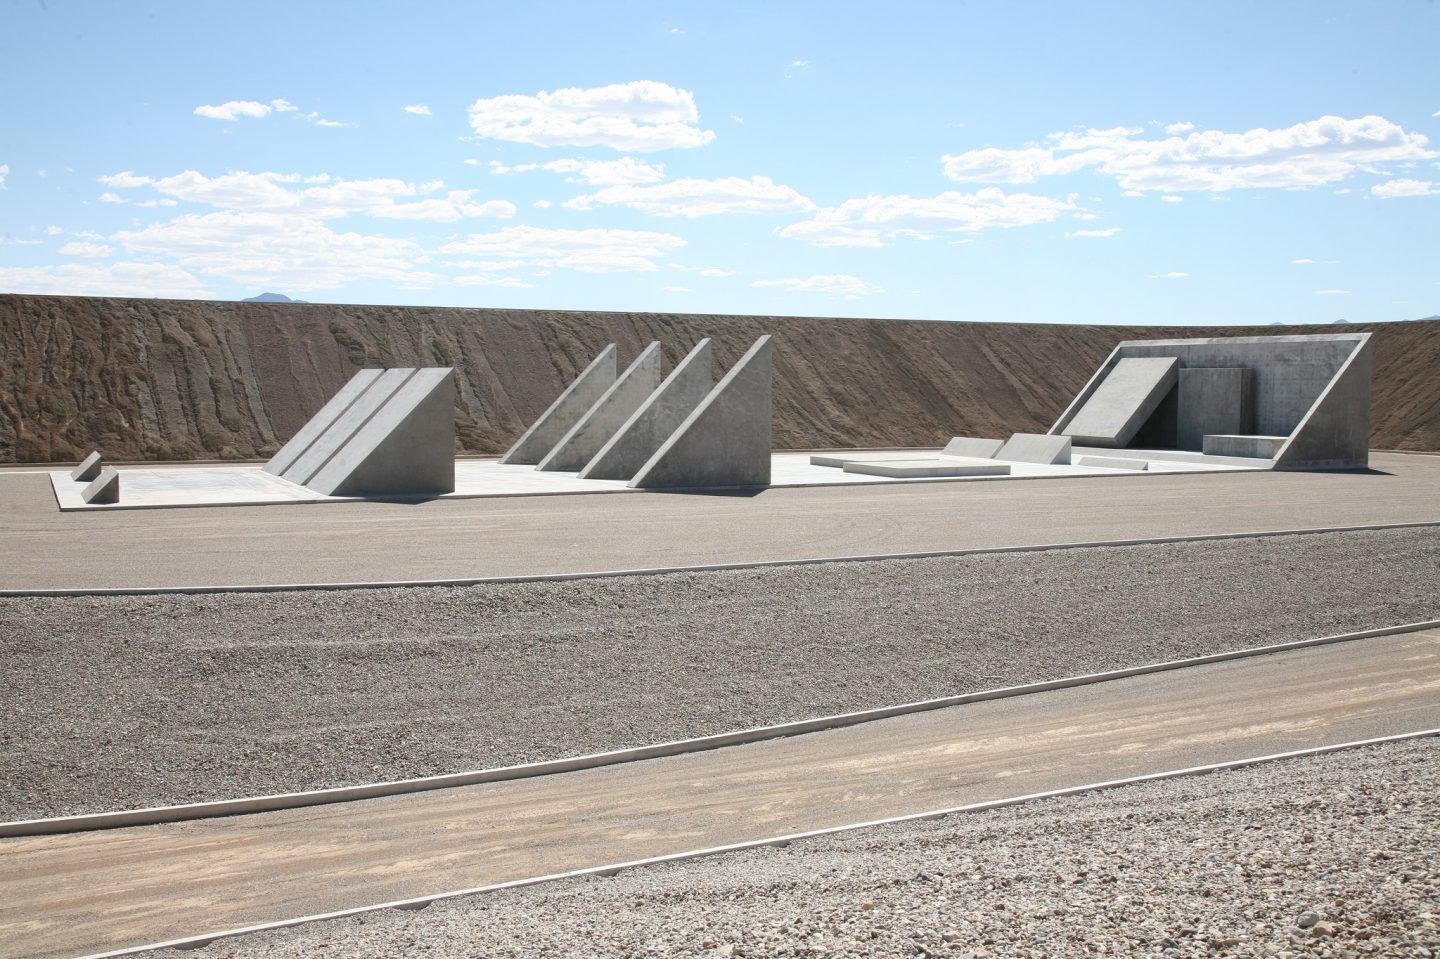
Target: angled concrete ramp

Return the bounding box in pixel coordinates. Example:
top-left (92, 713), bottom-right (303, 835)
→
top-left (264, 369), bottom-right (384, 478)
top-left (996, 433), bottom-right (1072, 465)
top-left (629, 336), bottom-right (772, 490)
top-left (580, 339), bottom-right (714, 481)
top-left (538, 343), bottom-right (663, 472)
top-left (1060, 356), bottom-right (1178, 448)
top-left (81, 466), bottom-right (120, 504)
top-left (500, 346), bottom-right (618, 465)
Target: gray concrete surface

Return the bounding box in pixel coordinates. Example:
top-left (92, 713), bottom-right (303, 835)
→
top-left (3, 630), bottom-right (1435, 959)
top-left (205, 739), bottom-right (1440, 959)
top-left (499, 346), bottom-right (617, 466)
top-left (630, 335), bottom-right (773, 489)
top-left (80, 466), bottom-right (118, 504)
top-left (942, 436), bottom-right (1003, 458)
top-left (1277, 335), bottom-right (1374, 470)
top-left (3, 526), bottom-right (1436, 819)
top-left (1060, 356), bottom-right (1178, 447)
top-left (263, 369), bottom-right (381, 479)
top-left (579, 339), bottom-right (713, 481)
top-left (996, 432), bottom-right (1072, 464)
top-left (1076, 454), bottom-right (1148, 470)
top-left (275, 368), bottom-right (411, 486)
top-left (842, 458), bottom-right (1009, 478)
top-left (538, 343), bottom-right (662, 473)
top-left (69, 451), bottom-right (102, 483)
top-left (1204, 434), bottom-right (1288, 458)
top-left (1176, 366), bottom-right (1253, 451)
top-left (1, 452), bottom-right (1436, 590)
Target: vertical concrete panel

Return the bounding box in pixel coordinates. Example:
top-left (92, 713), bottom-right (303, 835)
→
top-left (498, 346), bottom-right (617, 465)
top-left (1275, 336), bottom-right (1372, 470)
top-left (264, 369), bottom-right (384, 477)
top-left (629, 336), bottom-right (772, 490)
top-left (538, 344), bottom-right (663, 472)
top-left (1175, 368), bottom-right (1254, 451)
top-left (579, 339), bottom-right (714, 481)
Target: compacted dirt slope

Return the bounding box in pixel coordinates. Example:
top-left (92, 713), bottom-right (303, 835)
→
top-left (0, 293), bottom-right (1435, 462)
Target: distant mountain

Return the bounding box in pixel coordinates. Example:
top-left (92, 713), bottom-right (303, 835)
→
top-left (243, 292), bottom-right (307, 303)
top-left (1332, 318), bottom-right (1350, 324)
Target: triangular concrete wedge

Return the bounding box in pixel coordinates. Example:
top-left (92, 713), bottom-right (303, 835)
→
top-left (580, 339), bottom-right (714, 481)
top-left (278, 368), bottom-right (413, 487)
top-left (265, 368), bottom-right (384, 477)
top-left (538, 343), bottom-right (663, 472)
top-left (1275, 334), bottom-right (1372, 470)
top-left (629, 335), bottom-right (772, 490)
top-left (305, 368), bottom-right (456, 497)
top-left (499, 345), bottom-right (617, 465)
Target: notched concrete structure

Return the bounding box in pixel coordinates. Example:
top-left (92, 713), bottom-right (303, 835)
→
top-left (71, 451), bottom-right (103, 483)
top-left (580, 340), bottom-right (714, 481)
top-left (538, 343), bottom-right (663, 472)
top-left (81, 466), bottom-right (120, 504)
top-left (1051, 333), bottom-right (1372, 470)
top-left (500, 346), bottom-right (617, 465)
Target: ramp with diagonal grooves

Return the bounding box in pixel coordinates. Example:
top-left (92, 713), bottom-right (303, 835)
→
top-left (2, 629), bottom-right (1437, 959)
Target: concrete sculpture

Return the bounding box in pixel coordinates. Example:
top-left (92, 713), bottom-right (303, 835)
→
top-left (71, 451), bottom-right (103, 482)
top-left (1059, 357), bottom-right (1178, 448)
top-left (500, 346), bottom-right (617, 465)
top-left (579, 339), bottom-right (715, 481)
top-left (1050, 333), bottom-right (1372, 470)
top-left (629, 335), bottom-right (773, 490)
top-left (844, 459), bottom-right (1010, 478)
top-left (942, 437), bottom-right (1003, 458)
top-left (538, 343), bottom-right (663, 472)
top-left (81, 466), bottom-right (120, 504)
top-left (995, 433), bottom-right (1072, 465)
top-left (264, 367), bottom-right (456, 496)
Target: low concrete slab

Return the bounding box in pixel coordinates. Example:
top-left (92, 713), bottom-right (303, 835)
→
top-left (500, 346), bottom-right (618, 466)
top-left (1076, 455), bottom-right (1149, 471)
top-left (1204, 435), bottom-right (1287, 459)
top-left (843, 459), bottom-right (1011, 478)
top-left (1060, 356), bottom-right (1178, 448)
top-left (580, 340), bottom-right (714, 481)
top-left (808, 452), bottom-right (912, 468)
top-left (997, 433), bottom-right (1072, 465)
top-left (942, 437), bottom-right (1003, 458)
top-left (70, 451), bottom-right (103, 483)
top-left (80, 466), bottom-right (119, 504)
top-left (539, 344), bottom-right (663, 472)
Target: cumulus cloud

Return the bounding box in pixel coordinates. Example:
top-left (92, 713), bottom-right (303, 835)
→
top-left (1371, 178), bottom-right (1439, 198)
top-left (777, 188), bottom-right (1076, 247)
top-left (0, 261), bottom-right (214, 298)
top-left (58, 240), bottom-right (112, 257)
top-left (489, 156), bottom-right (667, 185)
top-left (0, 163), bottom-right (8, 188)
top-left (193, 98), bottom-right (292, 121)
top-left (403, 104), bottom-right (432, 116)
top-left (1165, 121), bottom-right (1196, 134)
top-left (1291, 258), bottom-right (1315, 265)
top-left (753, 274), bottom-right (883, 297)
top-left (467, 81), bottom-right (715, 152)
top-left (941, 115), bottom-right (1435, 192)
top-left (440, 225), bottom-right (685, 273)
top-left (98, 170), bottom-right (515, 222)
top-left (1066, 227), bottom-right (1121, 238)
top-left (113, 212), bottom-right (437, 291)
top-left (671, 264), bottom-right (737, 277)
top-left (1160, 195), bottom-right (1184, 203)
top-left (564, 175), bottom-right (814, 217)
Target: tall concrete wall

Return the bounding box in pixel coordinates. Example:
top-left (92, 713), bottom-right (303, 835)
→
top-left (580, 339), bottom-right (714, 481)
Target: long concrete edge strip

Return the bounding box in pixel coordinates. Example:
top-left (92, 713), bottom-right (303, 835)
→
top-left (68, 728), bottom-right (1440, 959)
top-left (7, 617), bottom-right (1438, 839)
top-left (4, 518), bottom-right (1438, 597)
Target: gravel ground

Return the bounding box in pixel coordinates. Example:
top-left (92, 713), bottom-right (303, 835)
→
top-left (207, 738), bottom-right (1440, 959)
top-left (2, 528), bottom-right (1438, 820)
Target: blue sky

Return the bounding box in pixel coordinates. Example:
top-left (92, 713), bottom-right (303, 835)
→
top-left (0, 0), bottom-right (1436, 325)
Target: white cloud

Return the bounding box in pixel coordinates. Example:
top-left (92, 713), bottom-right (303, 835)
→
top-left (403, 104), bottom-right (432, 116)
top-left (99, 192), bottom-right (126, 204)
top-left (455, 274), bottom-right (533, 288)
top-left (1150, 271), bottom-right (1189, 278)
top-left (941, 115), bottom-right (1435, 192)
top-left (45, 225), bottom-right (63, 235)
top-left (194, 98), bottom-right (290, 121)
top-left (785, 59), bottom-right (812, 79)
top-left (113, 212), bottom-right (436, 291)
top-left (99, 170), bottom-right (515, 222)
top-left (440, 225), bottom-right (685, 273)
top-left (298, 111), bottom-right (351, 128)
top-left (663, 285), bottom-right (691, 292)
top-left (1160, 195), bottom-right (1184, 203)
top-left (0, 163), bottom-right (8, 188)
top-left (671, 265), bottom-right (738, 277)
top-left (467, 81), bottom-right (715, 152)
top-left (532, 199), bottom-right (553, 209)
top-left (565, 175), bottom-right (814, 217)
top-left (1066, 227), bottom-right (1121, 238)
top-left (777, 188), bottom-right (1076, 247)
top-left (0, 261), bottom-right (214, 298)
top-left (1371, 178), bottom-right (1440, 198)
top-left (489, 156), bottom-right (668, 186)
top-left (58, 240), bottom-right (112, 257)
top-left (753, 274), bottom-right (883, 297)
top-left (1165, 121), bottom-right (1196, 134)
top-left (1315, 289), bottom-right (1351, 295)
top-left (1291, 258), bottom-right (1315, 265)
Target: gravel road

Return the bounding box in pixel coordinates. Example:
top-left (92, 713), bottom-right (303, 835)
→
top-left (2, 527), bottom-right (1438, 820)
top-left (210, 738), bottom-right (1440, 959)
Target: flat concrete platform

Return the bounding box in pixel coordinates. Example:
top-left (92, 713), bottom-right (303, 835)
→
top-left (0, 452), bottom-right (1435, 591)
top-left (3, 629), bottom-right (1435, 959)
top-left (842, 458), bottom-right (1010, 478)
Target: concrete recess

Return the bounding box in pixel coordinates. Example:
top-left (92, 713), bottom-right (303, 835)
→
top-left (500, 346), bottom-right (618, 465)
top-left (81, 466), bottom-right (119, 504)
top-left (539, 344), bottom-right (663, 472)
top-left (1060, 357), bottom-right (1178, 448)
top-left (70, 451), bottom-right (103, 483)
top-left (1177, 368), bottom-right (1254, 451)
top-left (942, 437), bottom-right (1003, 458)
top-left (997, 433), bottom-right (1072, 465)
top-left (580, 340), bottom-right (714, 481)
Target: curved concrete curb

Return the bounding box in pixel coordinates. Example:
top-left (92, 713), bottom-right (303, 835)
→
top-left (7, 618), bottom-right (1437, 838)
top-left (70, 728), bottom-right (1440, 959)
top-left (2, 519), bottom-right (1438, 598)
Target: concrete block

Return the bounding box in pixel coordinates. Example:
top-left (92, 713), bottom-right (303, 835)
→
top-left (539, 343), bottom-right (663, 472)
top-left (81, 466), bottom-right (119, 504)
top-left (265, 369), bottom-right (384, 477)
top-left (1076, 455), bottom-right (1149, 471)
top-left (304, 368), bottom-right (456, 497)
top-left (278, 368), bottom-right (413, 487)
top-left (843, 459), bottom-right (1011, 478)
top-left (996, 433), bottom-right (1072, 465)
top-left (580, 340), bottom-right (714, 481)
top-left (1176, 368), bottom-right (1254, 451)
top-left (808, 452), bottom-right (907, 468)
top-left (942, 437), bottom-right (1003, 458)
top-left (1202, 434), bottom-right (1286, 459)
top-left (1060, 357), bottom-right (1178, 448)
top-left (1275, 336), bottom-right (1372, 470)
top-left (71, 451), bottom-right (103, 482)
top-left (499, 346), bottom-right (617, 465)
top-left (629, 335), bottom-right (773, 490)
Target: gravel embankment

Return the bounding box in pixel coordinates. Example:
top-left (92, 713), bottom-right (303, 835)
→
top-left (2, 527), bottom-right (1438, 820)
top-left (210, 738), bottom-right (1440, 959)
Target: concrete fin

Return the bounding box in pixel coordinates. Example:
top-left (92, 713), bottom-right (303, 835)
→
top-left (538, 343), bottom-right (664, 472)
top-left (1060, 356), bottom-right (1178, 448)
top-left (305, 368), bottom-right (456, 496)
top-left (1275, 335), bottom-right (1372, 470)
top-left (280, 368), bottom-right (414, 486)
top-left (996, 433), bottom-right (1072, 465)
top-left (81, 466), bottom-right (119, 504)
top-left (629, 335), bottom-right (772, 490)
top-left (579, 339), bottom-right (714, 480)
top-left (71, 451), bottom-right (103, 482)
top-left (499, 345), bottom-right (618, 465)
top-left (265, 369), bottom-right (384, 477)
